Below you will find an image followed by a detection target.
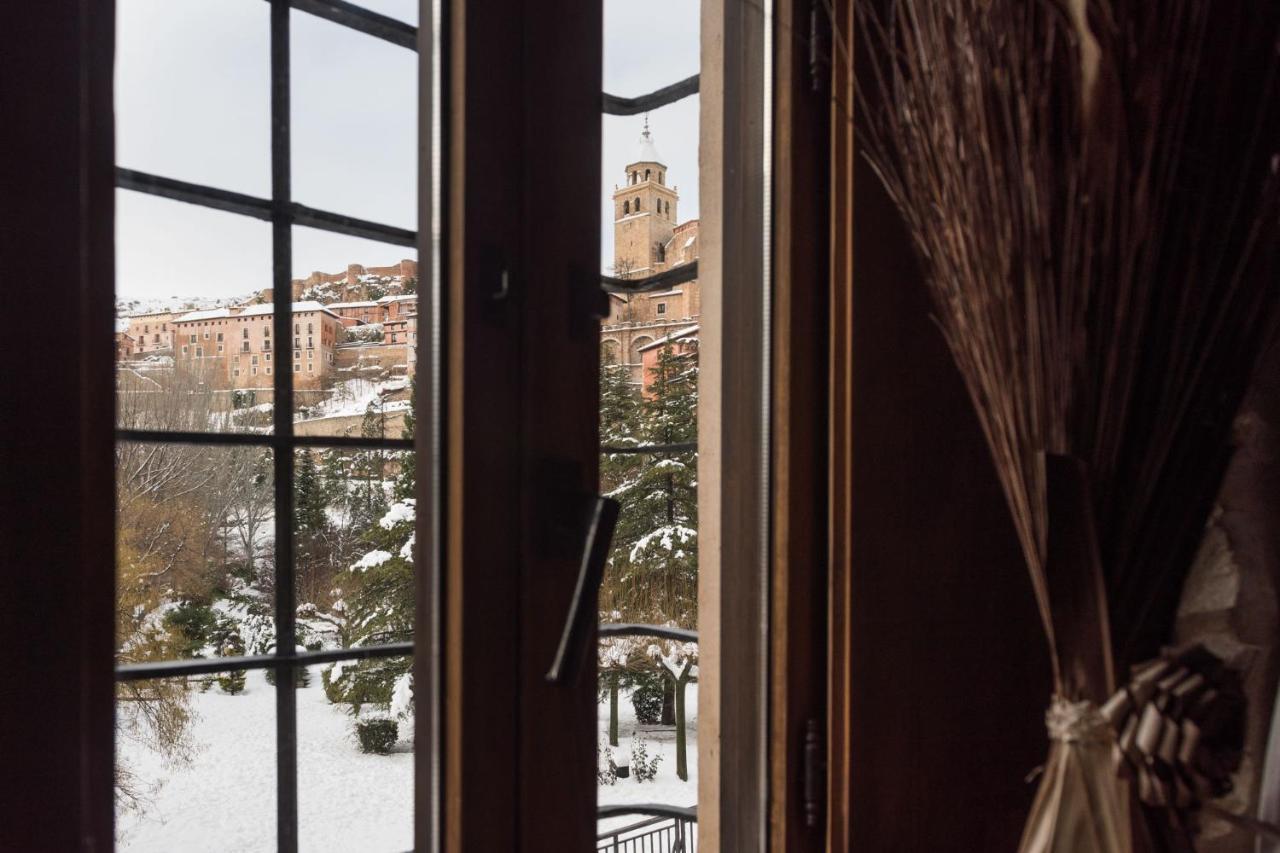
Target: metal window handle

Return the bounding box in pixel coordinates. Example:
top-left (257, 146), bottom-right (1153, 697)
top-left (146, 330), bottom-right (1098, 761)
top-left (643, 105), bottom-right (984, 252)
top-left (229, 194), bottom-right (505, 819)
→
top-left (545, 495), bottom-right (621, 684)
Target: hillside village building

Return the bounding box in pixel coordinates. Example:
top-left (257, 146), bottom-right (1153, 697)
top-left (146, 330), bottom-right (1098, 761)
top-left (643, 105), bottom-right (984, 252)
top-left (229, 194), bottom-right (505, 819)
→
top-left (173, 301), bottom-right (344, 391)
top-left (124, 310), bottom-right (175, 355)
top-left (600, 123), bottom-right (701, 386)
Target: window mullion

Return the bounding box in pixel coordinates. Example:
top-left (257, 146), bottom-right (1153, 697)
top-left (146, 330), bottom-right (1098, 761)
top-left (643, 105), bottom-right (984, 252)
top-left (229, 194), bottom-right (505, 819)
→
top-left (269, 2), bottom-right (299, 852)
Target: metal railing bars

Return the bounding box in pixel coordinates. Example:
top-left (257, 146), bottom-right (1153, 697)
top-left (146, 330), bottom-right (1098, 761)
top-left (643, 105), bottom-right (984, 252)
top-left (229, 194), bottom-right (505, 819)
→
top-left (601, 441), bottom-right (697, 455)
top-left (116, 428), bottom-right (414, 452)
top-left (597, 804), bottom-right (697, 822)
top-left (596, 814), bottom-right (695, 853)
top-left (288, 0), bottom-right (417, 50)
top-left (598, 623), bottom-right (698, 644)
top-left (115, 641), bottom-right (415, 682)
top-left (116, 168), bottom-right (416, 248)
top-left (602, 74), bottom-right (700, 115)
top-left (601, 261), bottom-right (699, 294)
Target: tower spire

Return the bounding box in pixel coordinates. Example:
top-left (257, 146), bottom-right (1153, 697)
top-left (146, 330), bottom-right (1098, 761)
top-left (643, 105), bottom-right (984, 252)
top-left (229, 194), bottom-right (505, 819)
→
top-left (643, 112), bottom-right (650, 138)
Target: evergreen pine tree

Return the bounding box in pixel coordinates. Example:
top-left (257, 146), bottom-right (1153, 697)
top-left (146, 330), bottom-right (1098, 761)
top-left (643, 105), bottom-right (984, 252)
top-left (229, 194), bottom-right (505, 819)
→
top-left (294, 449), bottom-right (327, 534)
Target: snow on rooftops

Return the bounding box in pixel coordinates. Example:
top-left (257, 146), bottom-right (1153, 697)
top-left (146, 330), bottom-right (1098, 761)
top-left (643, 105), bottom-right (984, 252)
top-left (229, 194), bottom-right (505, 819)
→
top-left (328, 301), bottom-right (381, 309)
top-left (376, 294), bottom-right (418, 303)
top-left (174, 307), bottom-right (232, 322)
top-left (639, 325), bottom-right (699, 352)
top-left (174, 301), bottom-right (338, 323)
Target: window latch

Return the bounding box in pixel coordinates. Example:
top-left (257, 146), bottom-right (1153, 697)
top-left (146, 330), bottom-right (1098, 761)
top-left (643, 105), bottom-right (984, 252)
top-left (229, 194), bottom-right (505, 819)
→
top-left (545, 494), bottom-right (621, 684)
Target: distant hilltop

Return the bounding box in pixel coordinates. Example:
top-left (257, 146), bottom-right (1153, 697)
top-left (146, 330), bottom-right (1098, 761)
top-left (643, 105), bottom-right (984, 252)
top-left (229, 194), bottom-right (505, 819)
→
top-left (117, 259), bottom-right (419, 321)
top-left (288, 259), bottom-right (418, 304)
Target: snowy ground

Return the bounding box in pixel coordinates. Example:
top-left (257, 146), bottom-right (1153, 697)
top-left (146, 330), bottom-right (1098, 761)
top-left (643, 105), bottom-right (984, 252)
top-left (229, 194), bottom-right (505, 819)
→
top-left (118, 671), bottom-right (697, 851)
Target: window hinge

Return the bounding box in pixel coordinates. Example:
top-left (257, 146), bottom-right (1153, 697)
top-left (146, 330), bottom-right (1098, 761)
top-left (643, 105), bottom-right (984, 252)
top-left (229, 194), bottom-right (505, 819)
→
top-left (803, 717), bottom-right (825, 829)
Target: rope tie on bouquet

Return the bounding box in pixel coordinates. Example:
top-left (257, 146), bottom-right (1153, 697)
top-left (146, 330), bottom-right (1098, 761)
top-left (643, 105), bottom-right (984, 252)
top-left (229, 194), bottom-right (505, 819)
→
top-left (1046, 697), bottom-right (1111, 745)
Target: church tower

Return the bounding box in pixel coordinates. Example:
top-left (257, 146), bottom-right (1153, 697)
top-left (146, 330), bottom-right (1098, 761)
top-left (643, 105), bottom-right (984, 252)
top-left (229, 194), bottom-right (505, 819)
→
top-left (612, 118), bottom-right (679, 278)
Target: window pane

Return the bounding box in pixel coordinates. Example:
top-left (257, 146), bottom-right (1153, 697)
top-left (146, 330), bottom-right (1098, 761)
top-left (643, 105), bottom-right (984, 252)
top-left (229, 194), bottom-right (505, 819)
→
top-left (598, 0), bottom-right (702, 836)
top-left (116, 0), bottom-right (270, 196)
top-left (116, 675), bottom-right (276, 851)
top-left (116, 192), bottom-right (275, 434)
top-left (297, 661), bottom-right (415, 852)
top-left (293, 449), bottom-right (415, 651)
top-left (292, 229), bottom-right (419, 437)
top-left (291, 11), bottom-right (417, 229)
top-left (116, 442), bottom-right (276, 669)
top-left (346, 0), bottom-right (419, 26)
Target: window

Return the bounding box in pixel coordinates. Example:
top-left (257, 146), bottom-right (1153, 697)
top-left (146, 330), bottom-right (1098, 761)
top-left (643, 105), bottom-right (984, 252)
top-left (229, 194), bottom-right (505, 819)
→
top-left (307, 336), bottom-right (313, 349)
top-left (217, 332), bottom-right (223, 342)
top-left (665, 200), bottom-right (670, 215)
top-left (634, 196), bottom-right (641, 210)
top-left (195, 347), bottom-right (203, 357)
top-left (243, 328), bottom-right (249, 339)
top-left (623, 200), bottom-right (630, 215)
top-left (242, 341), bottom-right (250, 353)
top-left (656, 302), bottom-right (666, 314)
top-left (264, 339), bottom-right (271, 351)
top-left (217, 345), bottom-right (223, 353)
top-left (294, 337), bottom-right (300, 349)
top-left (264, 326), bottom-right (270, 336)
top-left (307, 323), bottom-right (312, 334)
top-left (189, 333), bottom-right (196, 344)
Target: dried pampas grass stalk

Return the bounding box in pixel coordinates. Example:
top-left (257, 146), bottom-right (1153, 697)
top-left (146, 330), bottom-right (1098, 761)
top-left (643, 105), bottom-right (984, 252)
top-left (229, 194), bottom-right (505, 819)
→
top-left (852, 0), bottom-right (1280, 847)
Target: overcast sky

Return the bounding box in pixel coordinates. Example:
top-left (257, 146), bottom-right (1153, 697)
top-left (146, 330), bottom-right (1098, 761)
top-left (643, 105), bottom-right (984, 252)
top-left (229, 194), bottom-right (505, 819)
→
top-left (115, 0), bottom-right (700, 302)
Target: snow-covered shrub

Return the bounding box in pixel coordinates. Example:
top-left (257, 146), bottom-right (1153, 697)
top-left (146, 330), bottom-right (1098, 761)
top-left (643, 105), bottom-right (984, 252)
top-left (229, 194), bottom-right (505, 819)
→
top-left (162, 599), bottom-right (217, 658)
top-left (630, 734), bottom-right (661, 782)
top-left (597, 742), bottom-right (619, 785)
top-left (347, 323), bottom-right (385, 344)
top-left (355, 717), bottom-right (399, 754)
top-left (629, 671), bottom-right (664, 724)
top-left (217, 633), bottom-right (247, 695)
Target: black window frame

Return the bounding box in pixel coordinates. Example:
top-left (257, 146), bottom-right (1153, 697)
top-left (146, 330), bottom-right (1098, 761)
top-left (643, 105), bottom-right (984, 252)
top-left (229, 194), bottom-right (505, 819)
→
top-left (112, 3), bottom-right (419, 852)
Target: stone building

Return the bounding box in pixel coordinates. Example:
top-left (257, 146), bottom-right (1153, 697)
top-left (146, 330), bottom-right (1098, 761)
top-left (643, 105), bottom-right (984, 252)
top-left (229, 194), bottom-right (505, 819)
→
top-left (173, 301), bottom-right (344, 390)
top-left (290, 259), bottom-right (419, 302)
top-left (601, 122), bottom-right (702, 386)
top-left (123, 310), bottom-right (175, 355)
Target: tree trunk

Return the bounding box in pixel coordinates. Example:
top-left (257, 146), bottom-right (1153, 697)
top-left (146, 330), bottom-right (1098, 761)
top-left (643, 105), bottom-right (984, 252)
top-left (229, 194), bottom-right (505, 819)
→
top-left (609, 676), bottom-right (619, 746)
top-left (661, 676), bottom-right (675, 725)
top-left (674, 675), bottom-right (688, 781)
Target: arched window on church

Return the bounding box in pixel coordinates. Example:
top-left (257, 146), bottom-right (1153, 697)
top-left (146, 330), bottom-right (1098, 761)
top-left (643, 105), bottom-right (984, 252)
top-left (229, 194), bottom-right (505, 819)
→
top-left (634, 197), bottom-right (641, 211)
top-left (623, 200), bottom-right (630, 215)
top-left (644, 168), bottom-right (651, 181)
top-left (665, 200), bottom-right (670, 216)
top-left (659, 172), bottom-right (664, 185)
top-left (656, 242), bottom-right (666, 262)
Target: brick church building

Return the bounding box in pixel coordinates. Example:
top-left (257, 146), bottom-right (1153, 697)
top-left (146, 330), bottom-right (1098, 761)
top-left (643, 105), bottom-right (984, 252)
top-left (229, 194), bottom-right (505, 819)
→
top-left (600, 122), bottom-right (700, 387)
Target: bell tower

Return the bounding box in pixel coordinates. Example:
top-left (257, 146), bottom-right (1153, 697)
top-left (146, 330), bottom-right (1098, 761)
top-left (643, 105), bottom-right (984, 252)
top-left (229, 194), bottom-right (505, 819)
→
top-left (612, 117), bottom-right (679, 278)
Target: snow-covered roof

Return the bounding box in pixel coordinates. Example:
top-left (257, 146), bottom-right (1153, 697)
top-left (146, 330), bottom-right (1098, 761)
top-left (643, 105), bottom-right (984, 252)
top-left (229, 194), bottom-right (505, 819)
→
top-left (377, 294), bottom-right (418, 303)
top-left (632, 128), bottom-right (664, 166)
top-left (639, 325), bottom-right (698, 352)
top-left (174, 301), bottom-right (338, 323)
top-left (328, 301), bottom-right (381, 309)
top-left (174, 307), bottom-right (231, 322)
